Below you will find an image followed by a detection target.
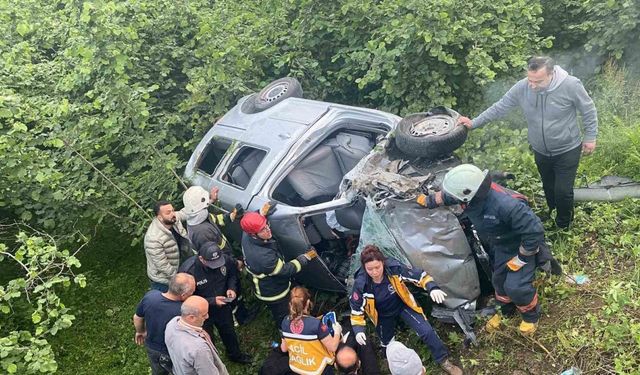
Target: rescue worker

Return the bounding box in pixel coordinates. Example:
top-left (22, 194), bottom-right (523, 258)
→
top-left (178, 241), bottom-right (252, 364)
top-left (240, 211), bottom-right (317, 330)
top-left (281, 286), bottom-right (342, 375)
top-left (416, 163), bottom-right (546, 335)
top-left (182, 185), bottom-right (256, 324)
top-left (349, 245), bottom-right (463, 375)
top-left (182, 185), bottom-right (242, 257)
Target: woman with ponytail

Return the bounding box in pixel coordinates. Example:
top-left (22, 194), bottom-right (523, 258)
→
top-left (280, 287), bottom-right (342, 375)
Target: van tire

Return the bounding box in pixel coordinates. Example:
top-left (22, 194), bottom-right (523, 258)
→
top-left (253, 77), bottom-right (303, 112)
top-left (395, 111), bottom-right (468, 159)
top-left (240, 93), bottom-right (258, 114)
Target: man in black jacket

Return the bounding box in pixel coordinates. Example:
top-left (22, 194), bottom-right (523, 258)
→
top-left (179, 241), bottom-right (252, 364)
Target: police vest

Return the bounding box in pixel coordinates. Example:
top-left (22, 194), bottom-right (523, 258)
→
top-left (281, 316), bottom-right (335, 375)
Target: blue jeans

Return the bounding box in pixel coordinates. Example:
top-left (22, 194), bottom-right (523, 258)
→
top-left (146, 347), bottom-right (172, 375)
top-left (150, 281), bottom-right (168, 292)
top-left (375, 306), bottom-right (448, 363)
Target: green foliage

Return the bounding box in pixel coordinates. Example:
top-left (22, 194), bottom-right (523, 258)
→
top-left (541, 0), bottom-right (640, 63)
top-left (0, 230), bottom-right (85, 374)
top-left (0, 0), bottom-right (551, 246)
top-left (457, 54), bottom-right (640, 374)
top-left (578, 62), bottom-right (640, 180)
top-left (283, 0), bottom-right (550, 113)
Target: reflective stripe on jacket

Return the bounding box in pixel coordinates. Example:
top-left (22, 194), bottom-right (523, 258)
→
top-left (188, 213), bottom-right (231, 254)
top-left (281, 316), bottom-right (334, 375)
top-left (349, 257), bottom-right (438, 334)
top-left (241, 233), bottom-right (302, 301)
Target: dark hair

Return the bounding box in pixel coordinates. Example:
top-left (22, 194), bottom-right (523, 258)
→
top-left (335, 343), bottom-right (360, 374)
top-left (153, 200), bottom-right (172, 216)
top-left (527, 56), bottom-right (554, 74)
top-left (360, 244), bottom-right (385, 267)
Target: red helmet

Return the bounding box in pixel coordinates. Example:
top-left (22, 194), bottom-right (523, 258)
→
top-left (240, 212), bottom-right (267, 234)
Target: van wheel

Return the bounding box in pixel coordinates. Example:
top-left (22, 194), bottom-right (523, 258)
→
top-left (394, 109), bottom-right (468, 159)
top-left (253, 77), bottom-right (303, 112)
top-left (240, 93), bottom-right (258, 114)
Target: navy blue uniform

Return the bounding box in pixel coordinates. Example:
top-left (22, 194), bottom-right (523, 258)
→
top-left (281, 316), bottom-right (335, 375)
top-left (429, 184), bottom-right (544, 322)
top-left (179, 254), bottom-right (245, 359)
top-left (349, 258), bottom-right (448, 364)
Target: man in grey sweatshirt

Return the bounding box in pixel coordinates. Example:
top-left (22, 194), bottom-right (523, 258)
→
top-left (459, 56), bottom-right (598, 228)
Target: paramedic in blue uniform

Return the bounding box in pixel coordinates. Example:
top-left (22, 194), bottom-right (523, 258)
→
top-left (349, 245), bottom-right (462, 375)
top-left (281, 286), bottom-right (342, 375)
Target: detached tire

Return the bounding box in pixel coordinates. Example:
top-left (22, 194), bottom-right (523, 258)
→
top-left (253, 77), bottom-right (303, 112)
top-left (240, 93), bottom-right (258, 114)
top-left (395, 108), bottom-right (468, 159)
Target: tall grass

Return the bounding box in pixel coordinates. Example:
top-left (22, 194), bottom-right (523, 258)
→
top-left (579, 61), bottom-right (640, 181)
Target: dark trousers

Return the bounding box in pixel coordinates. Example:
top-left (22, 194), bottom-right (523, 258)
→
top-left (145, 347), bottom-right (172, 375)
top-left (354, 335), bottom-right (382, 375)
top-left (534, 145), bottom-right (581, 228)
top-left (267, 297), bottom-right (290, 331)
top-left (376, 306), bottom-right (448, 364)
top-left (492, 246), bottom-right (539, 323)
top-left (203, 305), bottom-right (242, 359)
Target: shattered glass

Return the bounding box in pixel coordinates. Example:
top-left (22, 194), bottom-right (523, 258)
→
top-left (348, 198), bottom-right (481, 308)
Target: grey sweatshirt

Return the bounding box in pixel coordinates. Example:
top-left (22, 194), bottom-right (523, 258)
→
top-left (472, 66), bottom-right (598, 156)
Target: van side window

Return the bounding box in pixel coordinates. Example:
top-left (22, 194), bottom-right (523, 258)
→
top-left (197, 137), bottom-right (233, 175)
top-left (224, 147), bottom-right (267, 189)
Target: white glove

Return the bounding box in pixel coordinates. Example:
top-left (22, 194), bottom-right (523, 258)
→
top-left (332, 321), bottom-right (342, 337)
top-left (430, 289), bottom-right (447, 304)
top-left (355, 332), bottom-right (367, 346)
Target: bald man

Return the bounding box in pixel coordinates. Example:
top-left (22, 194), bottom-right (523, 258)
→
top-left (334, 327), bottom-right (381, 375)
top-left (134, 273), bottom-right (196, 375)
top-left (165, 296), bottom-right (229, 375)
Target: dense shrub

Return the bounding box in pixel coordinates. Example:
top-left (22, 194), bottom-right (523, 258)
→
top-left (541, 0), bottom-right (640, 73)
top-left (0, 0), bottom-right (549, 243)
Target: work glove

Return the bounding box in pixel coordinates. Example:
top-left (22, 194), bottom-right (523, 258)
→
top-left (332, 321), bottom-right (343, 338)
top-left (416, 193), bottom-right (428, 207)
top-left (355, 332), bottom-right (367, 346)
top-left (506, 255), bottom-right (528, 272)
top-left (260, 201), bottom-right (278, 217)
top-left (304, 247), bottom-right (318, 260)
top-left (229, 203), bottom-right (244, 222)
top-left (429, 289), bottom-right (447, 304)
top-left (295, 248), bottom-right (317, 267)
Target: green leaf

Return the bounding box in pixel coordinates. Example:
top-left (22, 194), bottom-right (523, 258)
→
top-left (32, 311), bottom-right (42, 324)
top-left (16, 22), bottom-right (30, 36)
top-left (50, 139), bottom-right (65, 148)
top-left (20, 211), bottom-right (33, 221)
top-left (12, 123), bottom-right (28, 132)
top-left (7, 363), bottom-right (17, 373)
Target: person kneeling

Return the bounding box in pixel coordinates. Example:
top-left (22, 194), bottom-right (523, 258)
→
top-left (281, 287), bottom-right (341, 375)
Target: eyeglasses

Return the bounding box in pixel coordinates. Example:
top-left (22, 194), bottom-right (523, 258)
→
top-left (258, 225), bottom-right (271, 234)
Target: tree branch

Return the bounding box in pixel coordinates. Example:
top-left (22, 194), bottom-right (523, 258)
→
top-left (63, 139), bottom-right (152, 220)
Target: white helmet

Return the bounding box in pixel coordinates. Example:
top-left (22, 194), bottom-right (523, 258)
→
top-left (183, 186), bottom-right (210, 214)
top-left (442, 164), bottom-right (488, 202)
